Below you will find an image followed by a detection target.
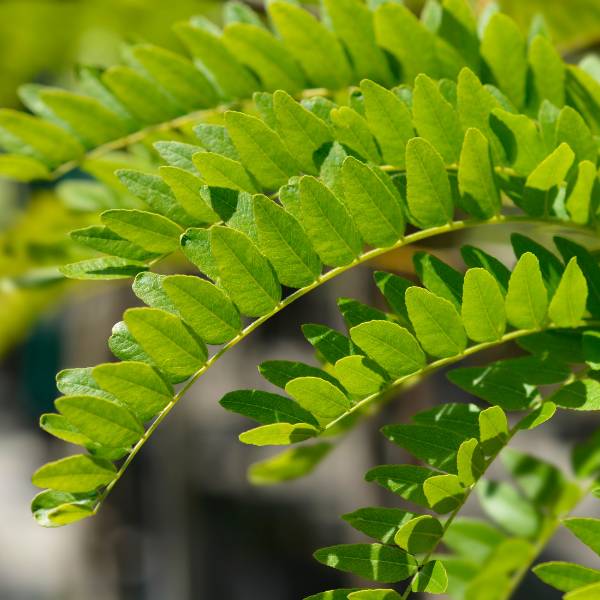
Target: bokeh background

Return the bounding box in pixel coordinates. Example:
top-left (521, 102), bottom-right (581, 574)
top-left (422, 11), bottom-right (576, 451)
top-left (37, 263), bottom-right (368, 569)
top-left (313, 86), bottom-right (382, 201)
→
top-left (1, 1), bottom-right (600, 599)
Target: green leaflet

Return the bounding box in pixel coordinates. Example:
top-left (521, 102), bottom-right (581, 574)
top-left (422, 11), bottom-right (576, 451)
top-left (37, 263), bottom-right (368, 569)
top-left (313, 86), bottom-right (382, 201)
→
top-left (405, 287), bottom-right (467, 358)
top-left (331, 106), bottom-right (381, 164)
top-left (0, 108), bottom-right (83, 167)
top-left (92, 361), bottom-right (172, 422)
top-left (272, 90), bottom-right (332, 175)
top-left (221, 23), bottom-right (306, 92)
top-left (239, 422), bottom-right (319, 446)
top-left (478, 406), bottom-right (509, 455)
top-left (56, 368), bottom-right (114, 401)
top-left (162, 274), bottom-right (241, 344)
top-left (31, 490), bottom-right (97, 528)
top-left (0, 154), bottom-right (49, 182)
top-left (334, 356), bottom-right (386, 396)
top-left (566, 161), bottom-right (597, 225)
top-left (32, 455), bottom-right (116, 493)
top-left (305, 591), bottom-right (360, 600)
top-left (552, 379), bottom-right (600, 411)
top-left (374, 3), bottom-right (438, 83)
top-left (194, 124), bottom-right (238, 160)
top-left (461, 245), bottom-right (511, 294)
top-left (36, 88), bottom-right (129, 148)
top-left (132, 272), bottom-right (177, 313)
top-left (285, 376), bottom-right (351, 426)
top-left (517, 402), bottom-right (557, 431)
top-left (248, 443), bottom-right (332, 485)
top-left (322, 0), bottom-right (393, 85)
top-left (458, 128), bottom-right (500, 219)
top-left (556, 106), bottom-right (597, 165)
top-left (338, 298), bottom-right (388, 328)
top-left (394, 514), bottom-right (443, 554)
top-left (365, 464), bottom-right (437, 509)
top-left (253, 194), bottom-right (322, 288)
top-left (124, 307), bottom-right (207, 380)
top-left (55, 396), bottom-right (143, 448)
top-left (299, 176), bottom-right (362, 267)
top-left (422, 474), bottom-right (466, 513)
top-left (40, 414), bottom-right (94, 448)
top-left (510, 233), bottom-right (564, 296)
top-left (554, 236), bottom-right (600, 317)
top-left (180, 228), bottom-right (220, 281)
top-left (548, 258), bottom-right (588, 327)
top-left (456, 67), bottom-right (505, 164)
top-left (413, 252), bottom-right (463, 308)
top-left (155, 141), bottom-right (203, 171)
top-left (534, 562), bottom-right (600, 593)
top-left (382, 424), bottom-right (466, 473)
top-left (59, 257), bottom-right (148, 280)
top-left (490, 109), bottom-right (546, 175)
top-left (525, 142), bottom-right (575, 191)
top-left (174, 21), bottom-right (257, 99)
top-left (159, 166), bottom-right (221, 225)
top-left (405, 137), bottom-right (453, 228)
top-left (412, 74), bottom-right (463, 164)
top-left (192, 152), bottom-right (258, 193)
top-left (102, 65), bottom-right (180, 123)
top-left (413, 403), bottom-right (480, 439)
top-left (313, 544), bottom-right (418, 583)
top-left (461, 268), bottom-right (506, 342)
top-left (342, 507), bottom-right (416, 544)
top-left (349, 321), bottom-right (425, 380)
top-left (268, 2), bottom-right (351, 90)
top-left (224, 111), bottom-right (298, 189)
top-left (360, 79), bottom-right (413, 167)
top-left (583, 331), bottom-right (600, 370)
top-left (349, 590), bottom-right (402, 599)
top-left (210, 225), bottom-right (281, 317)
top-left (564, 518), bottom-right (600, 555)
top-left (259, 360), bottom-right (343, 392)
top-left (456, 438), bottom-right (485, 486)
top-left (108, 321), bottom-right (157, 371)
top-left (373, 271), bottom-right (412, 324)
top-left (411, 560), bottom-right (448, 594)
top-left (528, 35), bottom-right (565, 109)
top-left (70, 226), bottom-right (159, 262)
top-left (127, 43), bottom-right (217, 111)
top-left (505, 252), bottom-right (548, 330)
top-left (101, 209), bottom-right (182, 254)
top-left (220, 389), bottom-right (319, 426)
top-left (341, 157), bottom-right (404, 247)
top-left (480, 13), bottom-right (527, 109)
top-left (302, 324), bottom-right (355, 364)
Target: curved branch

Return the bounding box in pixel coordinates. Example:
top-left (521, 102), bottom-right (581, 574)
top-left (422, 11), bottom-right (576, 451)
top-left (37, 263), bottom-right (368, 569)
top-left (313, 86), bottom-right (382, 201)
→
top-left (92, 216), bottom-right (598, 515)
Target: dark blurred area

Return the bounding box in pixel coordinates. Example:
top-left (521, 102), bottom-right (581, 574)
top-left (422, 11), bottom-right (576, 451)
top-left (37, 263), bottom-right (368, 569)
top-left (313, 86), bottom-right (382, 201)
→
top-left (1, 2), bottom-right (600, 600)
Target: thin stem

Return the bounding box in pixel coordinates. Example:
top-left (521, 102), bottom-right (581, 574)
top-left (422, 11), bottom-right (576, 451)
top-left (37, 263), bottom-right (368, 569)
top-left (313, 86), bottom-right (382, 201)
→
top-left (49, 87), bottom-right (334, 180)
top-left (399, 414), bottom-right (528, 600)
top-left (93, 216), bottom-right (598, 512)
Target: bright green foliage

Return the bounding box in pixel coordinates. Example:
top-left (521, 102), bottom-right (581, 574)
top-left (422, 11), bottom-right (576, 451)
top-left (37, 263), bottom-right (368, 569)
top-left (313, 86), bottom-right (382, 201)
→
top-left (461, 268), bottom-right (506, 342)
top-left (394, 515), bottom-right (444, 554)
top-left (19, 3), bottom-right (600, 596)
top-left (505, 253), bottom-right (548, 330)
top-left (313, 544), bottom-right (418, 583)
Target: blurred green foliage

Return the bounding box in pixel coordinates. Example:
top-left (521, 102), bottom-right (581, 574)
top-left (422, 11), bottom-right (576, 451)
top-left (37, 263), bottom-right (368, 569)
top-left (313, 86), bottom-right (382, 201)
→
top-left (499, 0), bottom-right (600, 50)
top-left (0, 0), bottom-right (219, 108)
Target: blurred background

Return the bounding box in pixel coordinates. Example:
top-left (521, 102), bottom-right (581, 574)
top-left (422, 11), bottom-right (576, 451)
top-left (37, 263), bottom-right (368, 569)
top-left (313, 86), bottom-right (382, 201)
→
top-left (1, 1), bottom-right (600, 599)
